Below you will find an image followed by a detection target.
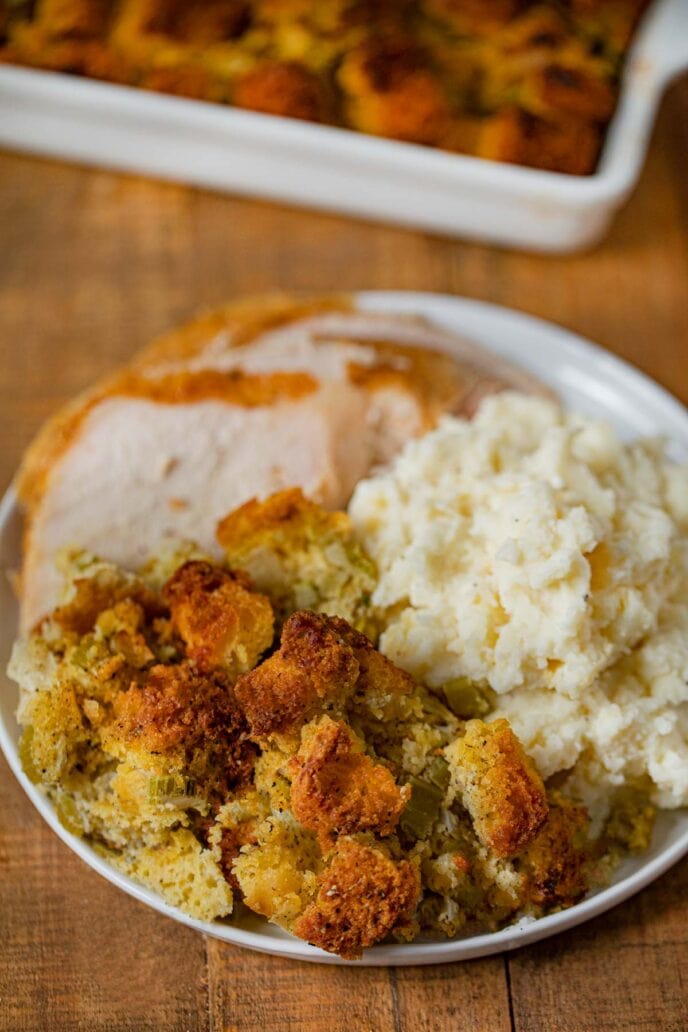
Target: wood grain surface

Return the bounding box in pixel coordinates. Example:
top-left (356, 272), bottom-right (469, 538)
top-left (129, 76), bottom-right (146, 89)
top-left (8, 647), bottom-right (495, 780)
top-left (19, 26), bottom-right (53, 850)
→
top-left (1, 75), bottom-right (687, 1032)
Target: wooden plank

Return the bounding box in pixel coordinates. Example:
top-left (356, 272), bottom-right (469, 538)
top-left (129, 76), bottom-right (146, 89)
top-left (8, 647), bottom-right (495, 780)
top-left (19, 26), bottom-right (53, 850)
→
top-left (207, 939), bottom-right (397, 1032)
top-left (206, 944), bottom-right (513, 1032)
top-left (508, 858), bottom-right (688, 1032)
top-left (392, 958), bottom-right (513, 1032)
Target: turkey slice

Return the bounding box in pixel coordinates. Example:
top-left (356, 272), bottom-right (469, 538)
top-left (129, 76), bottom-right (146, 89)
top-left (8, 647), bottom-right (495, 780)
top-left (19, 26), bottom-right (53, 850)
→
top-left (16, 294), bottom-right (548, 629)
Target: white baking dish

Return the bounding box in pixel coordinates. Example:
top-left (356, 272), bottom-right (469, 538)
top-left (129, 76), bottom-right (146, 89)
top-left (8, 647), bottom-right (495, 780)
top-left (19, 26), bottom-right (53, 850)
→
top-left (0, 0), bottom-right (686, 252)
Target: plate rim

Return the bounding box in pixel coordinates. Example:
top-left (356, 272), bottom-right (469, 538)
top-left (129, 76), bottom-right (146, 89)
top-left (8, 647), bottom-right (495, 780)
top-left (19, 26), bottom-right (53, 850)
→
top-left (1, 290), bottom-right (687, 966)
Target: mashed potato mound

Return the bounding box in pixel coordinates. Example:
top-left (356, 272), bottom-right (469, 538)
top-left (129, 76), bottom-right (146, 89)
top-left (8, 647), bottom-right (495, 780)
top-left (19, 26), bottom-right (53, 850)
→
top-left (349, 393), bottom-right (688, 814)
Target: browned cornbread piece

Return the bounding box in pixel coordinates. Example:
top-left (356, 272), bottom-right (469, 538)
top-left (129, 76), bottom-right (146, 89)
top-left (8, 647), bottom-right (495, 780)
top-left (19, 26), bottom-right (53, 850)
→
top-left (524, 63), bottom-right (616, 122)
top-left (94, 597), bottom-right (156, 670)
top-left (234, 611), bottom-right (360, 741)
top-left (38, 0), bottom-right (113, 38)
top-left (51, 568), bottom-right (164, 637)
top-left (331, 617), bottom-right (415, 685)
top-left (162, 560), bottom-right (274, 678)
top-left (233, 61), bottom-right (329, 121)
top-left (324, 614), bottom-right (418, 721)
top-left (476, 107), bottom-right (601, 176)
top-left (216, 486), bottom-right (351, 557)
top-left (293, 839), bottom-right (421, 960)
top-left (141, 64), bottom-right (227, 99)
top-left (112, 659), bottom-right (256, 800)
top-left (423, 0), bottom-right (527, 34)
top-left (138, 0), bottom-right (252, 44)
top-left (288, 716), bottom-right (410, 848)
top-left (446, 718), bottom-right (548, 857)
top-left (520, 793), bottom-right (590, 907)
top-left (337, 35), bottom-right (451, 146)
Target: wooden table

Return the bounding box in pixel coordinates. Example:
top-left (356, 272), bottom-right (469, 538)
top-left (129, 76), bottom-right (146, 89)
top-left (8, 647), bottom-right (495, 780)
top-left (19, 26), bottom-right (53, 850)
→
top-left (1, 75), bottom-right (687, 1032)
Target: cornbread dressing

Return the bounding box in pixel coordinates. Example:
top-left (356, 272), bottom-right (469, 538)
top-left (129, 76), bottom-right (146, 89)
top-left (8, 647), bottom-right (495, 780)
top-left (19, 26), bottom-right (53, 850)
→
top-left (8, 488), bottom-right (652, 958)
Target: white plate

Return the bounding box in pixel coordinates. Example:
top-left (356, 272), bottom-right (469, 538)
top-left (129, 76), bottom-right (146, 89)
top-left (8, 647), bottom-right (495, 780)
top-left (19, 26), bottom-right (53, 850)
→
top-left (1, 292), bottom-right (687, 965)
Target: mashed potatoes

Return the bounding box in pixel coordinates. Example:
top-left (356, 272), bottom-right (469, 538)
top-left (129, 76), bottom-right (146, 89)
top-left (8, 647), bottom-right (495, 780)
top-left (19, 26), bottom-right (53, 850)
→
top-left (349, 393), bottom-right (688, 815)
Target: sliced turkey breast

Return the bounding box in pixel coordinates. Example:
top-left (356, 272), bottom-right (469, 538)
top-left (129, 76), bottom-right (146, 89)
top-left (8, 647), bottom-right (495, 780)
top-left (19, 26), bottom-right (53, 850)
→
top-left (17, 294), bottom-right (548, 630)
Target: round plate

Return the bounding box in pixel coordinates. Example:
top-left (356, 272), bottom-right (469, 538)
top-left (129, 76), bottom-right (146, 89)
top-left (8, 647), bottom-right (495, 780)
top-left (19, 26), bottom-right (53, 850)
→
top-left (1, 291), bottom-right (687, 965)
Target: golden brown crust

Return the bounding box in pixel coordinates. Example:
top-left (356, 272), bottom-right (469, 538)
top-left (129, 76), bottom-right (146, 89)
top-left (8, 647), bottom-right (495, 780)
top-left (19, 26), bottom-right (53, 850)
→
top-left (331, 616), bottom-right (416, 706)
top-left (520, 793), bottom-right (590, 907)
top-left (114, 659), bottom-right (256, 798)
top-left (162, 560), bottom-right (274, 678)
top-left (141, 66), bottom-right (228, 100)
top-left (38, 0), bottom-right (113, 39)
top-left (528, 64), bottom-right (615, 123)
top-left (337, 36), bottom-right (451, 146)
top-left (476, 107), bottom-right (601, 176)
top-left (234, 61), bottom-right (328, 122)
top-left (138, 0), bottom-right (252, 45)
top-left (448, 718), bottom-right (548, 858)
top-left (314, 614), bottom-right (418, 724)
top-left (288, 716), bottom-right (410, 848)
top-left (52, 572), bottom-right (164, 636)
top-left (233, 610), bottom-right (360, 741)
top-left (424, 0), bottom-right (526, 34)
top-left (293, 839), bottom-right (421, 959)
top-left (216, 486), bottom-right (350, 556)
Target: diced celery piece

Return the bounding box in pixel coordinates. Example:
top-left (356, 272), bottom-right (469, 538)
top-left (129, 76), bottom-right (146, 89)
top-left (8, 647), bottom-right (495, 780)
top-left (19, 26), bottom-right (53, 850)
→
top-left (400, 776), bottom-right (444, 840)
top-left (441, 678), bottom-right (494, 718)
top-left (425, 755), bottom-right (450, 794)
top-left (148, 774), bottom-right (197, 805)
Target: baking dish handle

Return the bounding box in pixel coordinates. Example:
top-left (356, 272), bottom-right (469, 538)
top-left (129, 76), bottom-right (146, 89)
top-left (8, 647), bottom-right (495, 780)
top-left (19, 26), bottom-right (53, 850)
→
top-left (633, 0), bottom-right (688, 90)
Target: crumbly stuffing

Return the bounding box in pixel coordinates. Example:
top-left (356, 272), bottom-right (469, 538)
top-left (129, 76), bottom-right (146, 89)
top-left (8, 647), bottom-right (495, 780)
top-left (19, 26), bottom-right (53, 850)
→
top-left (293, 839), bottom-right (421, 960)
top-left (217, 487), bottom-right (377, 633)
top-left (232, 812), bottom-right (321, 927)
top-left (114, 827), bottom-right (234, 923)
top-left (518, 792), bottom-right (590, 908)
top-left (288, 716), bottom-right (410, 849)
top-left (0, 0), bottom-right (651, 175)
top-left (52, 562), bottom-right (163, 636)
top-left (446, 719), bottom-right (548, 857)
top-left (8, 490), bottom-right (655, 958)
top-left (162, 559), bottom-right (273, 677)
top-left (234, 610), bottom-right (360, 743)
top-left (111, 660), bottom-right (256, 802)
